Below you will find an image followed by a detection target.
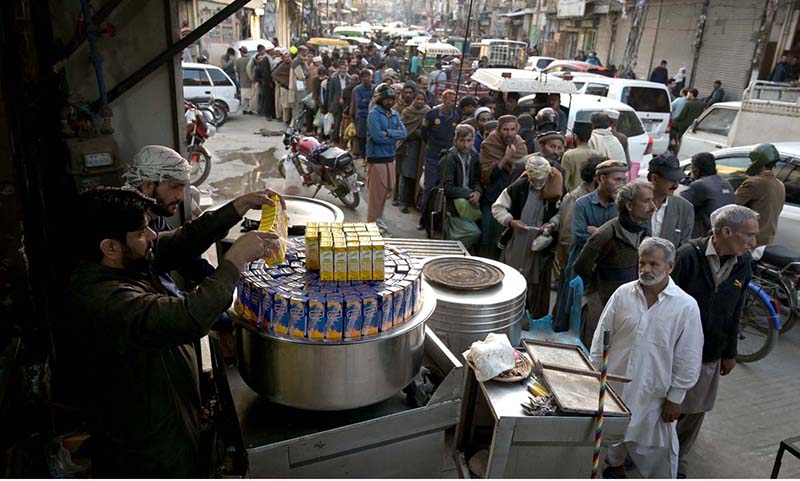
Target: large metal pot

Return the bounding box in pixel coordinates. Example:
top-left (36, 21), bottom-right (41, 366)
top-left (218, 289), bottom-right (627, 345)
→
top-left (236, 283), bottom-right (437, 411)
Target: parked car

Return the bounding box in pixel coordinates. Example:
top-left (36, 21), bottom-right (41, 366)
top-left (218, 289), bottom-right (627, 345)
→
top-left (542, 60), bottom-right (615, 78)
top-left (524, 56), bottom-right (557, 72)
top-left (182, 62), bottom-right (240, 115)
top-left (639, 142), bottom-right (800, 248)
top-left (678, 81), bottom-right (800, 160)
top-left (562, 73), bottom-right (672, 155)
top-left (520, 93), bottom-right (654, 168)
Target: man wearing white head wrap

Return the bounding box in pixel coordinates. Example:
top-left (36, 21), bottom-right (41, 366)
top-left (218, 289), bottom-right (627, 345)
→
top-left (492, 154), bottom-right (563, 317)
top-left (124, 145), bottom-right (191, 217)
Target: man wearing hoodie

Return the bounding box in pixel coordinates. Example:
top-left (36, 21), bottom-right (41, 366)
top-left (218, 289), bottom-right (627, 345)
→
top-left (588, 112), bottom-right (626, 165)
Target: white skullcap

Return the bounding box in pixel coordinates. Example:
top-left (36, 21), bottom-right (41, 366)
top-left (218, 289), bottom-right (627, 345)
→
top-left (474, 106), bottom-right (492, 118)
top-left (124, 145), bottom-right (191, 186)
top-left (313, 56), bottom-right (322, 63)
top-left (605, 109), bottom-right (620, 120)
top-left (525, 155), bottom-right (551, 181)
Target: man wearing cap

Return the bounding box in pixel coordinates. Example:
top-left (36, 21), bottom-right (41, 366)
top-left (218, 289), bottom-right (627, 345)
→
top-left (561, 121), bottom-right (597, 191)
top-left (734, 143), bottom-right (785, 246)
top-left (492, 155), bottom-right (563, 317)
top-left (574, 179), bottom-right (656, 346)
top-left (419, 89), bottom-right (460, 229)
top-left (553, 159), bottom-right (626, 331)
top-left (588, 112), bottom-right (627, 168)
top-left (679, 152), bottom-right (735, 238)
top-left (606, 109), bottom-right (630, 168)
top-left (67, 176), bottom-right (284, 476)
top-left (517, 113), bottom-right (538, 155)
top-left (235, 46), bottom-right (254, 114)
top-left (289, 46), bottom-right (309, 124)
top-left (647, 153), bottom-right (694, 248)
top-left (536, 131), bottom-right (567, 178)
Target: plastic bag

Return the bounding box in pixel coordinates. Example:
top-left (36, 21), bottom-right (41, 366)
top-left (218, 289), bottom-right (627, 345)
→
top-left (282, 156), bottom-right (304, 195)
top-left (462, 333), bottom-right (515, 382)
top-left (323, 112), bottom-right (334, 135)
top-left (313, 110), bottom-right (322, 127)
top-left (344, 121), bottom-right (356, 139)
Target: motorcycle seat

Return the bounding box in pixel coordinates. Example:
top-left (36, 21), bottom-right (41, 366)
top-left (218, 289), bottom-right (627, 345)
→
top-left (761, 244), bottom-right (800, 270)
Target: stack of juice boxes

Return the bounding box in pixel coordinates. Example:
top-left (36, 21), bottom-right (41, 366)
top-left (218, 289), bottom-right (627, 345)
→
top-left (305, 222), bottom-right (385, 282)
top-left (234, 229), bottom-right (424, 343)
top-left (257, 194), bottom-right (289, 266)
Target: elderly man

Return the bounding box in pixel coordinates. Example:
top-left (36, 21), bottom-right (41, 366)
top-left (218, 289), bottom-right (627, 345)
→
top-left (574, 179), bottom-right (656, 346)
top-left (493, 155), bottom-right (564, 317)
top-left (735, 143), bottom-right (786, 246)
top-left (536, 130), bottom-right (567, 177)
top-left (594, 238), bottom-right (703, 479)
top-left (671, 205), bottom-right (758, 478)
top-left (67, 185), bottom-right (283, 477)
top-left (680, 152), bottom-right (735, 238)
top-left (477, 115), bottom-right (528, 258)
top-left (553, 159), bottom-right (627, 331)
top-left (588, 112), bottom-right (626, 165)
top-left (647, 153), bottom-right (694, 248)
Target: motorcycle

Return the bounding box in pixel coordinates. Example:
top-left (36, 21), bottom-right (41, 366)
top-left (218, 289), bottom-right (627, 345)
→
top-left (279, 113), bottom-right (362, 209)
top-left (184, 100), bottom-right (215, 186)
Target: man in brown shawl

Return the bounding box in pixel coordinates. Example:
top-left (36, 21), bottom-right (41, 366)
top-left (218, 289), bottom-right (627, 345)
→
top-left (272, 50), bottom-right (292, 123)
top-left (396, 89), bottom-right (430, 213)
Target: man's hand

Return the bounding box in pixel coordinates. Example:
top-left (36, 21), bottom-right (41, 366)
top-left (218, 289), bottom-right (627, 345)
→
top-left (720, 357), bottom-right (736, 376)
top-left (586, 226), bottom-right (599, 235)
top-left (660, 399), bottom-right (681, 423)
top-left (468, 191), bottom-right (480, 208)
top-left (232, 188), bottom-right (286, 216)
top-left (508, 219), bottom-right (529, 232)
top-left (224, 231), bottom-right (279, 271)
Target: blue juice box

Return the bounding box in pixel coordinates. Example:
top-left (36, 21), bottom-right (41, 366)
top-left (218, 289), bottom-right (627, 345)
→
top-left (344, 296), bottom-right (363, 340)
top-left (248, 281), bottom-right (264, 326)
top-left (377, 289), bottom-right (394, 332)
top-left (361, 292), bottom-right (379, 336)
top-left (400, 280), bottom-right (414, 321)
top-left (307, 295), bottom-right (327, 341)
top-left (259, 283), bottom-right (274, 330)
top-left (289, 295), bottom-right (308, 338)
top-left (325, 296), bottom-right (344, 341)
top-left (413, 275), bottom-right (422, 311)
top-left (272, 291), bottom-right (290, 335)
top-left (390, 286), bottom-right (405, 326)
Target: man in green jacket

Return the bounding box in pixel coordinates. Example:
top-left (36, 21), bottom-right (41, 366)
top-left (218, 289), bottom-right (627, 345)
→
top-left (672, 88), bottom-right (705, 140)
top-left (67, 186), bottom-right (282, 477)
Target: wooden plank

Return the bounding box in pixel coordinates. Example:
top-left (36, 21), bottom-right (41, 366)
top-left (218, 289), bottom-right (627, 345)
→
top-left (543, 370), bottom-right (628, 416)
top-left (540, 363), bottom-right (631, 383)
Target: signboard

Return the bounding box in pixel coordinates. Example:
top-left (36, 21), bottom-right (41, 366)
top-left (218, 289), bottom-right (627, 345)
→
top-left (557, 0), bottom-right (585, 18)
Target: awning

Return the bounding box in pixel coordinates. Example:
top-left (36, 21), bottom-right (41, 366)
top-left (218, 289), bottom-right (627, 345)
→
top-left (501, 9), bottom-right (532, 17)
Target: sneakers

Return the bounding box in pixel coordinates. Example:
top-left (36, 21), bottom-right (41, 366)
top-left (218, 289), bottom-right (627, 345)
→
top-left (375, 218), bottom-right (389, 234)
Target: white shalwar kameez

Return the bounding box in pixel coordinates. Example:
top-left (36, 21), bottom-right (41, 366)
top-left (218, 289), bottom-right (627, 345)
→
top-left (591, 278), bottom-right (704, 478)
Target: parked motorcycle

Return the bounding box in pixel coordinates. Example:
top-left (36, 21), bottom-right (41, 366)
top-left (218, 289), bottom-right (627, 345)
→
top-left (279, 115), bottom-right (362, 209)
top-left (184, 100), bottom-right (215, 186)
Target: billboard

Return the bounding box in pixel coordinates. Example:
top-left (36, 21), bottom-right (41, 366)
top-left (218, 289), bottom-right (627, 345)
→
top-left (557, 0), bottom-right (585, 18)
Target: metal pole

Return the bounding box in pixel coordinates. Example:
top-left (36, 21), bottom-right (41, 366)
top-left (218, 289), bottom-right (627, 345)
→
top-left (454, 0), bottom-right (474, 103)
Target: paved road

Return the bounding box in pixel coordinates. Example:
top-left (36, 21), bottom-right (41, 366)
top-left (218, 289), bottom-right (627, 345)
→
top-left (202, 112), bottom-right (800, 479)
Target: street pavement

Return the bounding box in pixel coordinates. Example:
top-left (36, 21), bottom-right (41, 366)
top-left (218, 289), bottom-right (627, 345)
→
top-left (200, 112), bottom-right (800, 479)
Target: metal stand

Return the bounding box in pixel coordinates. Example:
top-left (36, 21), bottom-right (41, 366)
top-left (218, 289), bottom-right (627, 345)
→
top-left (771, 435), bottom-right (800, 478)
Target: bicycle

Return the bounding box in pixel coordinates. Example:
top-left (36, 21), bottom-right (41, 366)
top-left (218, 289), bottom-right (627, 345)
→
top-left (736, 281), bottom-right (782, 363)
top-left (752, 244), bottom-right (800, 334)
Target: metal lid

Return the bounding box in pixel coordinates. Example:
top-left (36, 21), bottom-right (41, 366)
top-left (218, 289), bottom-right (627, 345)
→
top-left (422, 256), bottom-right (527, 306)
top-left (423, 257), bottom-right (504, 291)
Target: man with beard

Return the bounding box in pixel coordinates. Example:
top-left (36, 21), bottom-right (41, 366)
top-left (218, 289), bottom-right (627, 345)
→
top-left (647, 153), bottom-right (694, 248)
top-left (492, 155), bottom-right (563, 317)
top-left (574, 179), bottom-right (656, 347)
top-left (67, 185), bottom-right (283, 477)
top-left (553, 160), bottom-right (627, 332)
top-left (592, 238), bottom-right (703, 479)
top-left (536, 130), bottom-right (567, 178)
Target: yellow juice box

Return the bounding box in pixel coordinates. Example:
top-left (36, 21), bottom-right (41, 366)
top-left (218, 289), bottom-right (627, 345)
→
top-left (372, 240), bottom-right (385, 280)
top-left (320, 240), bottom-right (334, 281)
top-left (307, 295), bottom-right (326, 340)
top-left (258, 195), bottom-right (289, 266)
top-left (272, 291), bottom-right (290, 335)
top-left (334, 240), bottom-right (348, 281)
top-left (347, 241), bottom-right (360, 281)
top-left (305, 228), bottom-right (319, 270)
top-left (325, 296), bottom-right (344, 340)
top-left (306, 222), bottom-right (318, 230)
top-left (289, 295), bottom-right (308, 338)
top-left (361, 292), bottom-right (379, 336)
top-left (359, 241), bottom-right (372, 281)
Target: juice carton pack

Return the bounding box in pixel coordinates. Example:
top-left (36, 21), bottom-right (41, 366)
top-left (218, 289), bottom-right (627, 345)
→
top-left (307, 295), bottom-right (327, 340)
top-left (377, 289), bottom-right (394, 331)
top-left (361, 292), bottom-right (379, 336)
top-left (347, 241), bottom-right (360, 281)
top-left (258, 195), bottom-right (289, 266)
top-left (325, 296), bottom-right (344, 341)
top-left (259, 283), bottom-right (274, 330)
top-left (359, 241), bottom-right (372, 281)
top-left (305, 228), bottom-right (319, 270)
top-left (234, 274), bottom-right (245, 316)
top-left (241, 274), bottom-right (257, 324)
top-left (320, 240), bottom-right (334, 281)
top-left (412, 275), bottom-right (423, 311)
top-left (272, 291), bottom-right (290, 335)
top-left (289, 295), bottom-right (308, 338)
top-left (400, 280), bottom-right (414, 321)
top-left (372, 240), bottom-right (385, 280)
top-left (344, 296), bottom-right (363, 340)
top-left (390, 285), bottom-right (405, 326)
top-left (248, 280), bottom-right (264, 327)
top-left (334, 240), bottom-right (348, 281)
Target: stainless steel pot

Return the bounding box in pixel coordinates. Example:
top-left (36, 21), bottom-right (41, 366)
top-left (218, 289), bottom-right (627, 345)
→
top-left (236, 283), bottom-right (437, 411)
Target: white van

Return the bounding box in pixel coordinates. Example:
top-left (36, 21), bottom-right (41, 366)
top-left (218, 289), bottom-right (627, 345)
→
top-left (520, 93), bottom-right (654, 168)
top-left (566, 74), bottom-right (672, 155)
top-left (181, 62), bottom-right (240, 114)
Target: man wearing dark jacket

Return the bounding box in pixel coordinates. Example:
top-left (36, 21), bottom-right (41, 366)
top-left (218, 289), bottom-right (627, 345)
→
top-left (673, 88), bottom-right (705, 139)
top-left (67, 186), bottom-right (283, 477)
top-left (679, 152), bottom-right (735, 237)
top-left (649, 60), bottom-right (669, 84)
top-left (325, 60), bottom-right (350, 143)
top-left (670, 205), bottom-right (758, 478)
top-left (647, 153), bottom-right (694, 248)
top-left (440, 124), bottom-right (483, 249)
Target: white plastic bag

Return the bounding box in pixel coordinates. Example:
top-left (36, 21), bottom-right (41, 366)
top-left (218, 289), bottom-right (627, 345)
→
top-left (463, 333), bottom-right (515, 382)
top-left (323, 112), bottom-right (334, 135)
top-left (282, 156), bottom-right (304, 195)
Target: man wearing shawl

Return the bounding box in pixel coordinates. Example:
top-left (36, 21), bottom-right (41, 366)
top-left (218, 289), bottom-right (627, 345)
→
top-left (397, 89), bottom-right (431, 213)
top-left (492, 156), bottom-right (563, 317)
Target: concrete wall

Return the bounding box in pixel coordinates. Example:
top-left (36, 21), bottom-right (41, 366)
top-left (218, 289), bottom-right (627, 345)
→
top-left (50, 0), bottom-right (183, 163)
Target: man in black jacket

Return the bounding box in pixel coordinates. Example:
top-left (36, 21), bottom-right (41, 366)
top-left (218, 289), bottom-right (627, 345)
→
top-left (440, 124), bottom-right (483, 249)
top-left (679, 152), bottom-right (735, 238)
top-left (325, 60), bottom-right (349, 144)
top-left (670, 204), bottom-right (759, 478)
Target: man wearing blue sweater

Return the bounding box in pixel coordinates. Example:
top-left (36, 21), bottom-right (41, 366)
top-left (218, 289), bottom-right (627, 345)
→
top-left (366, 84), bottom-right (407, 228)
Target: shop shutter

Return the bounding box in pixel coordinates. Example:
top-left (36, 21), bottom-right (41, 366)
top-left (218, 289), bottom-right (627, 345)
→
top-left (694, 0), bottom-right (763, 100)
top-left (595, 15), bottom-right (613, 64)
top-left (611, 12), bottom-right (631, 67)
top-left (650, 0), bottom-right (701, 86)
top-left (633, 5), bottom-right (661, 79)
